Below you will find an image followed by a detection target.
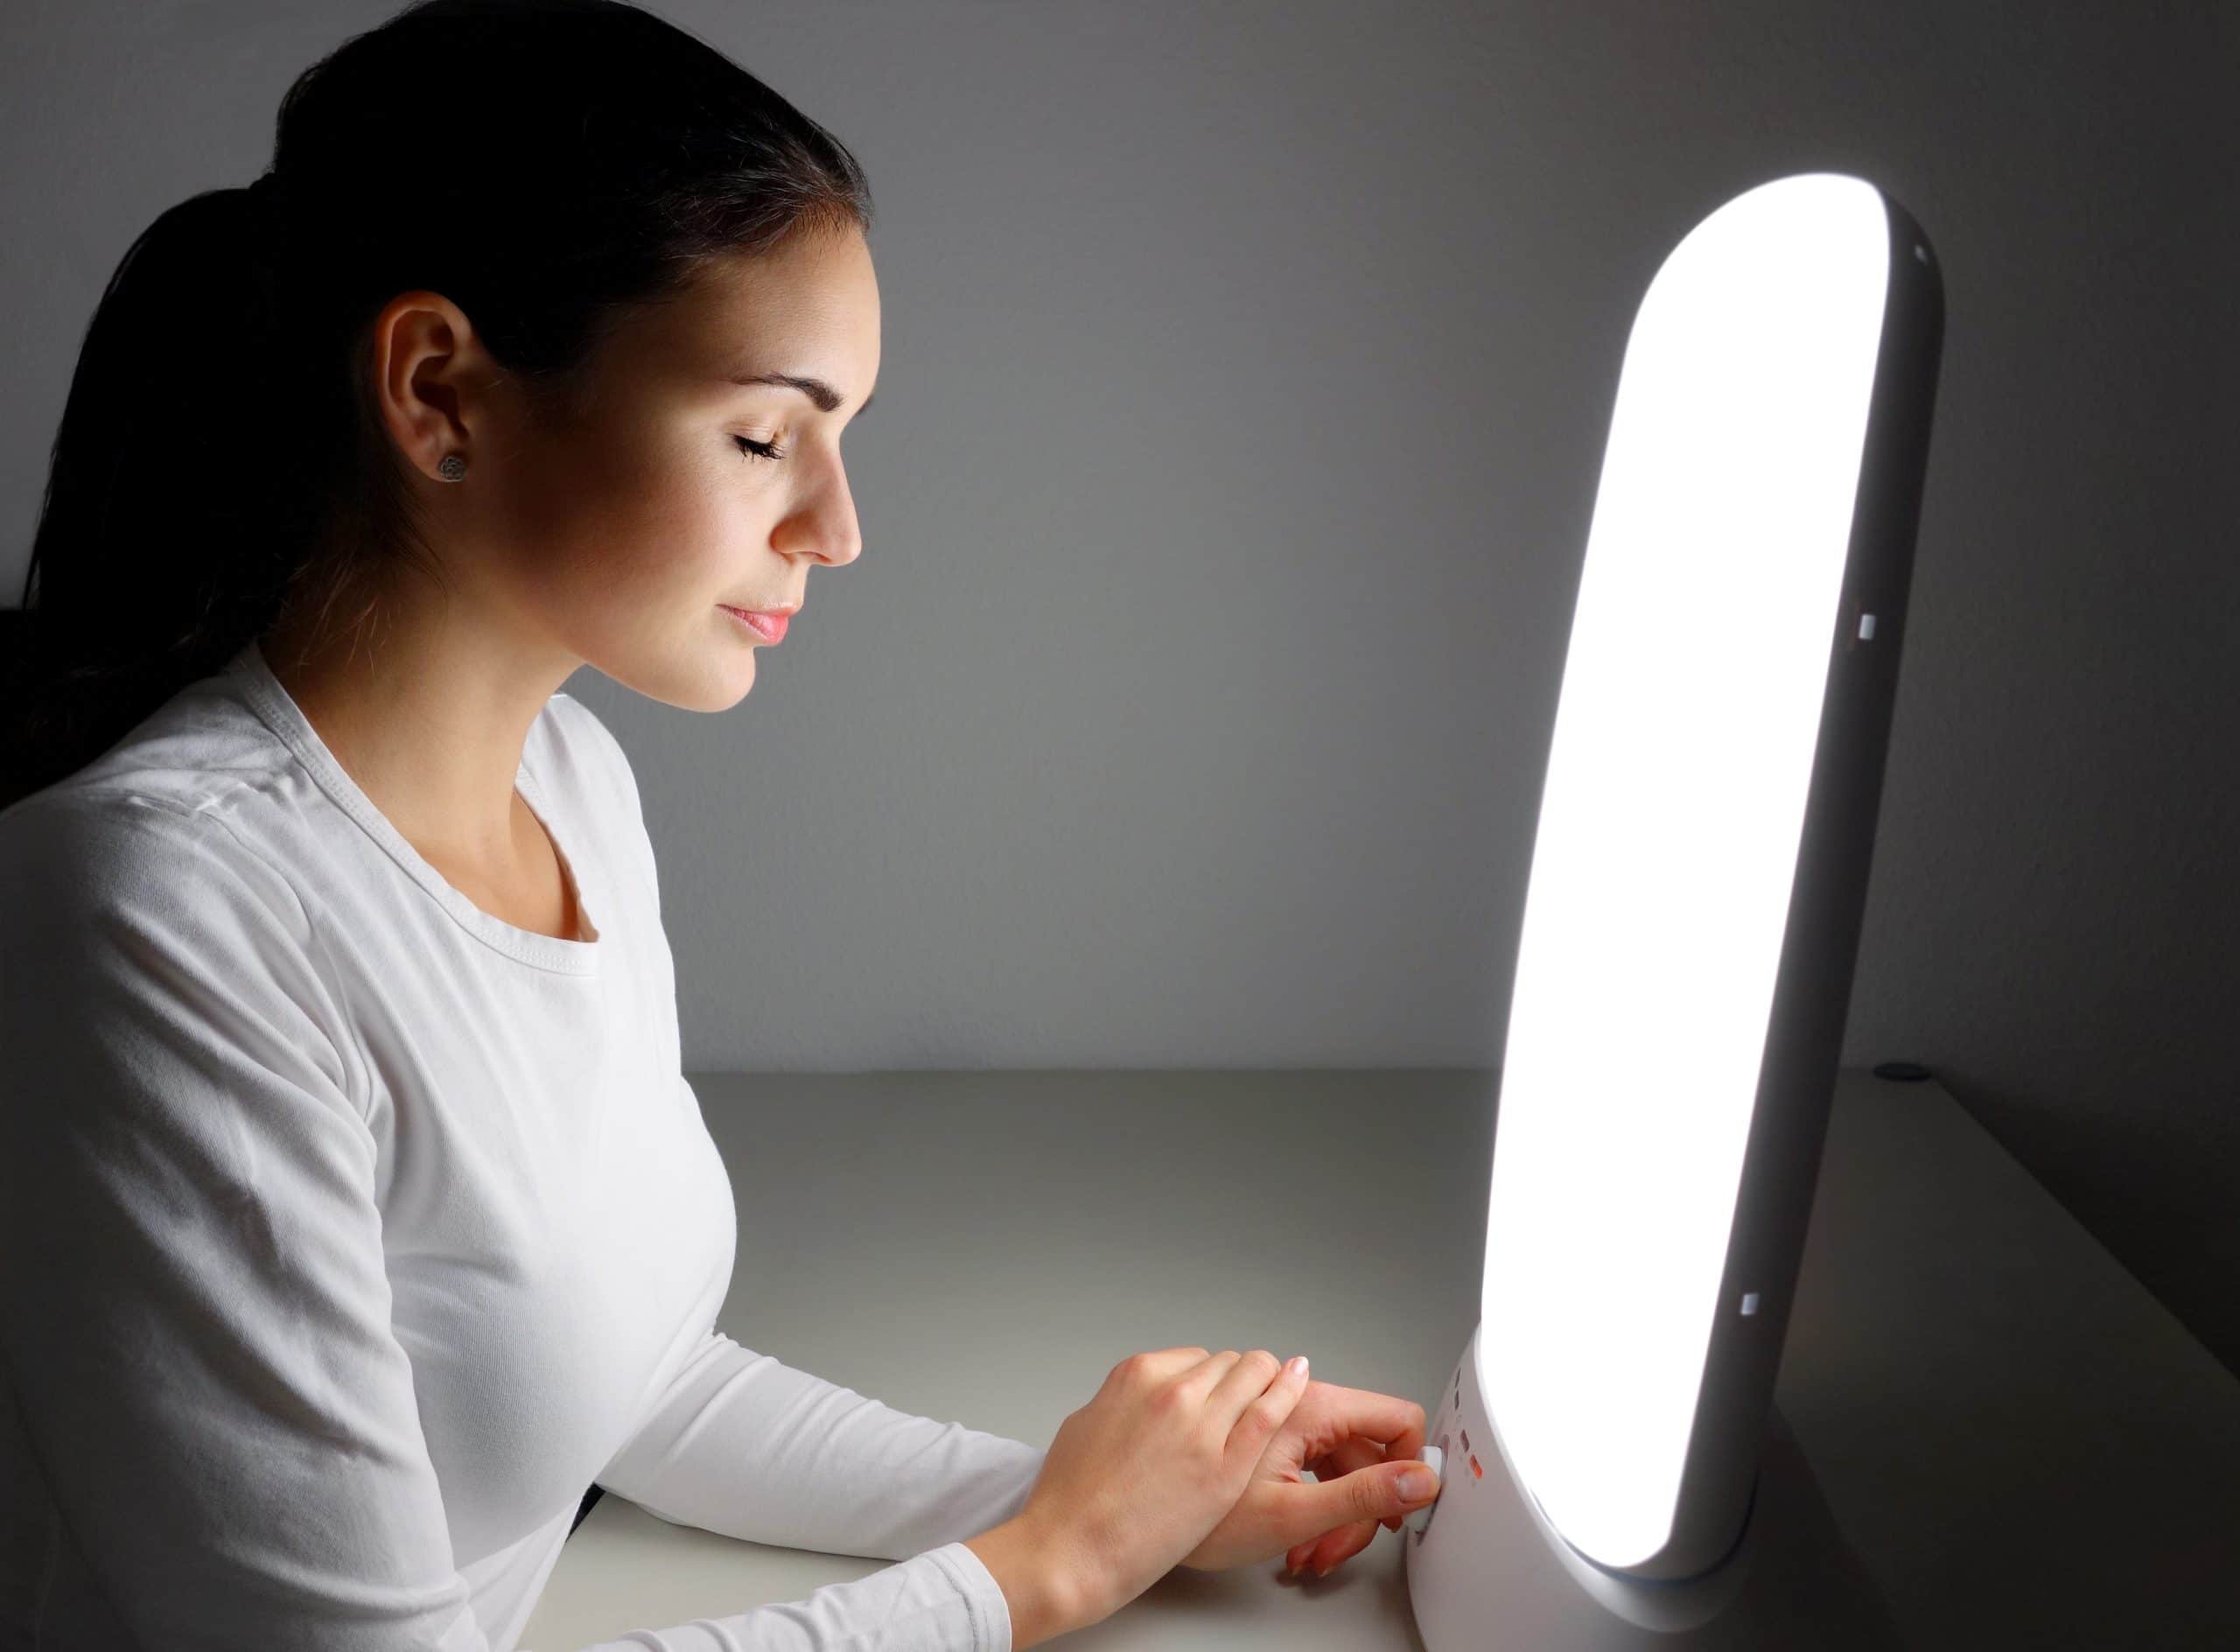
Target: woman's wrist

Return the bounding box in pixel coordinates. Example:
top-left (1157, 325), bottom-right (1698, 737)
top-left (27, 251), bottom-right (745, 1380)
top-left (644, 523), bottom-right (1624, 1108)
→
top-left (962, 1514), bottom-right (1102, 1648)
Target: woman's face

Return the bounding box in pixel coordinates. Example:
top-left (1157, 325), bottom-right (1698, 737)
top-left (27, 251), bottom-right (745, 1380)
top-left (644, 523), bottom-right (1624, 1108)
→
top-left (459, 226), bottom-right (881, 710)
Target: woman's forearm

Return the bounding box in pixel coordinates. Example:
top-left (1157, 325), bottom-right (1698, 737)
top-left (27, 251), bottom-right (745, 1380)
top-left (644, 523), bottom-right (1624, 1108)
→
top-left (962, 1514), bottom-right (1103, 1648)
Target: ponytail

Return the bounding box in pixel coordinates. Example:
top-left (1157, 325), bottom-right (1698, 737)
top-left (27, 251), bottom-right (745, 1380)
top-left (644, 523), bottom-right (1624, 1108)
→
top-left (0, 178), bottom-right (349, 809)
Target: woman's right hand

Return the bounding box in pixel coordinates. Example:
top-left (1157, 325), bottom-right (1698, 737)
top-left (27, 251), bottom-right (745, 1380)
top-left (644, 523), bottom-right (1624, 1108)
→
top-left (1018, 1346), bottom-right (1311, 1622)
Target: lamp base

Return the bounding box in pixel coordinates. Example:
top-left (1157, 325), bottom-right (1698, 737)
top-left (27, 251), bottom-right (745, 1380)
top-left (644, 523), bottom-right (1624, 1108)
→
top-left (1404, 1322), bottom-right (1902, 1649)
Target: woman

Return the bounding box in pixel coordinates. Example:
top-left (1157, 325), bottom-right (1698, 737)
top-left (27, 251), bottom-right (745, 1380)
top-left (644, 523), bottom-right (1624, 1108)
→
top-left (0, 3), bottom-right (1442, 1647)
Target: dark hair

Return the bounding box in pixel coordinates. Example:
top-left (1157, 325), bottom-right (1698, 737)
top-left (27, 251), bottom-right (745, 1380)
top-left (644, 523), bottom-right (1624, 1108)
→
top-left (0, 0), bottom-right (872, 811)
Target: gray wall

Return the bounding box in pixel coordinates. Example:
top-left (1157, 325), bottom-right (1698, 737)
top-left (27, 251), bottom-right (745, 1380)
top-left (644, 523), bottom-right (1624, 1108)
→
top-left (6, 2), bottom-right (2235, 1376)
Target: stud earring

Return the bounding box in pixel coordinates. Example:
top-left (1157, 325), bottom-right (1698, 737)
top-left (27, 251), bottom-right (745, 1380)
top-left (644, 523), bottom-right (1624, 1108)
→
top-left (438, 453), bottom-right (467, 482)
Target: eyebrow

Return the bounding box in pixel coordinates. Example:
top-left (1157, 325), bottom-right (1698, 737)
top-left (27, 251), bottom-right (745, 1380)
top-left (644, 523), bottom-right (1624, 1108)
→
top-left (727, 370), bottom-right (873, 417)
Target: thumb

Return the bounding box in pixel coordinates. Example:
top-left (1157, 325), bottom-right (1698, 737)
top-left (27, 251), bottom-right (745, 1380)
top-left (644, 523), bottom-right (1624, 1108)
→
top-left (1298, 1460), bottom-right (1442, 1536)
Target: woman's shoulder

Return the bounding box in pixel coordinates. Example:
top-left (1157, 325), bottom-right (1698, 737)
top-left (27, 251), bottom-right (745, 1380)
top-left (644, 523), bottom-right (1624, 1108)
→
top-left (0, 669), bottom-right (295, 868)
top-left (0, 785), bottom-right (305, 943)
top-left (536, 689), bottom-right (663, 909)
top-left (538, 688), bottom-right (650, 844)
top-left (0, 782), bottom-right (358, 1096)
top-left (543, 690), bottom-right (638, 795)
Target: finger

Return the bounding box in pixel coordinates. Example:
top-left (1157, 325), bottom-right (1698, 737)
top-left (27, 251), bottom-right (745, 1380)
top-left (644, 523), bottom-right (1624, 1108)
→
top-left (1288, 1440), bottom-right (1385, 1573)
top-left (1113, 1347), bottom-right (1213, 1390)
top-left (1220, 1354), bottom-right (1308, 1461)
top-left (1292, 1390), bottom-right (1427, 1536)
top-left (1286, 1435), bottom-right (1388, 1573)
top-left (1324, 1433), bottom-right (1407, 1535)
top-left (1172, 1350), bottom-right (1243, 1424)
top-left (1300, 1449), bottom-right (1443, 1577)
top-left (1206, 1349), bottom-right (1290, 1427)
top-left (1306, 1517), bottom-right (1381, 1577)
top-left (1334, 1432), bottom-right (1406, 1540)
top-left (1287, 1514), bottom-right (1377, 1578)
top-left (1189, 1348), bottom-right (1243, 1380)
top-left (1286, 1455), bottom-right (1329, 1575)
top-left (1310, 1382), bottom-right (1427, 1471)
top-left (1171, 1348), bottom-right (1242, 1399)
top-left (1288, 1519), bottom-right (1368, 1578)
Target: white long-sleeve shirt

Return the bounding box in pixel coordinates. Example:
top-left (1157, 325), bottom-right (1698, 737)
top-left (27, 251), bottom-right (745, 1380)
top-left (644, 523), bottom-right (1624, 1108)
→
top-left (0, 637), bottom-right (1048, 1651)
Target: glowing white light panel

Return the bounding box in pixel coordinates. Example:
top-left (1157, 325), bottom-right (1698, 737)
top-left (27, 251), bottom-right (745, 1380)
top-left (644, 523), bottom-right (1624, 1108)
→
top-left (1480, 174), bottom-right (1891, 1570)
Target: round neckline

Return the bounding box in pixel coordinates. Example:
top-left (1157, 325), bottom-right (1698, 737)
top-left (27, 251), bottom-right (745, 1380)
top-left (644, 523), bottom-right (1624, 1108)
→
top-left (226, 636), bottom-right (605, 976)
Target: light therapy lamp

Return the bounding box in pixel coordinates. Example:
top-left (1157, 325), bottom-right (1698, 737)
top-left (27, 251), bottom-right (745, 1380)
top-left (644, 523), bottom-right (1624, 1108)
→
top-left (1404, 172), bottom-right (1942, 1648)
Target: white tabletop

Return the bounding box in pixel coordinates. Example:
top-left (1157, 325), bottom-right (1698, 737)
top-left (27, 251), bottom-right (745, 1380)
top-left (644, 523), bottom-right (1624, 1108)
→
top-left (524, 1068), bottom-right (2240, 1649)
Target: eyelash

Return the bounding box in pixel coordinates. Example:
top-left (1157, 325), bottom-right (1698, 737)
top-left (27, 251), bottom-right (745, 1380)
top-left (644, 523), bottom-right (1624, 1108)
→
top-left (733, 435), bottom-right (786, 463)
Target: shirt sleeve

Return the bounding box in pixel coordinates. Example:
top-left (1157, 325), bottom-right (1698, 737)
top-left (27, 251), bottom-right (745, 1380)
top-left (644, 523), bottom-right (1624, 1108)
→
top-left (593, 1329), bottom-right (1049, 1563)
top-left (0, 796), bottom-right (1020, 1652)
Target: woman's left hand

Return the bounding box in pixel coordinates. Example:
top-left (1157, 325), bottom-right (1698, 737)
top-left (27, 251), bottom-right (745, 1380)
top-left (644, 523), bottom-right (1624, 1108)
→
top-left (1174, 1372), bottom-right (1439, 1578)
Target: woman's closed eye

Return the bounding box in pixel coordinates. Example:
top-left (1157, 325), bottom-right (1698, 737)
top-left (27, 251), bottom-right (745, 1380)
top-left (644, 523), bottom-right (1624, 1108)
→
top-left (733, 435), bottom-right (785, 461)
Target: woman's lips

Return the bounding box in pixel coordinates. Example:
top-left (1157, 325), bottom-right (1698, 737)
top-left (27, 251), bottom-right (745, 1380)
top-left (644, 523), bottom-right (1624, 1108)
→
top-left (719, 605), bottom-right (788, 641)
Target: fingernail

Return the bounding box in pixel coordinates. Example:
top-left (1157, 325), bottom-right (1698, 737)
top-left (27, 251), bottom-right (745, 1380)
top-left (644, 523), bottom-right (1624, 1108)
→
top-left (1314, 1561), bottom-right (1335, 1578)
top-left (1287, 1355), bottom-right (1308, 1379)
top-left (1398, 1468), bottom-right (1435, 1502)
